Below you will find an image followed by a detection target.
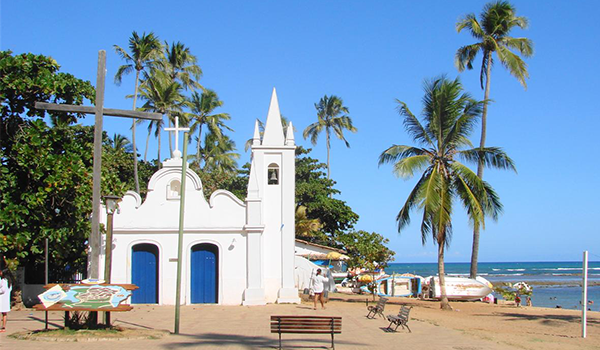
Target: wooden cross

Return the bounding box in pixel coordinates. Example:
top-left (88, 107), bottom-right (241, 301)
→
top-left (35, 50), bottom-right (161, 280)
top-left (164, 116), bottom-right (190, 155)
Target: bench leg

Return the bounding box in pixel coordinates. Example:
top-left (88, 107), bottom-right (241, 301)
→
top-left (331, 332), bottom-right (335, 350)
top-left (278, 332), bottom-right (282, 349)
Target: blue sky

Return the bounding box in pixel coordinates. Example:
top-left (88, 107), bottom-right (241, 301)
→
top-left (2, 1), bottom-right (599, 263)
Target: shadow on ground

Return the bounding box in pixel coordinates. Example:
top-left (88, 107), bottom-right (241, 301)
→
top-left (476, 312), bottom-right (600, 327)
top-left (159, 332), bottom-right (367, 349)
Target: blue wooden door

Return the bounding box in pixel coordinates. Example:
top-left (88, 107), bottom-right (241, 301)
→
top-left (131, 244), bottom-right (158, 304)
top-left (191, 244), bottom-right (218, 303)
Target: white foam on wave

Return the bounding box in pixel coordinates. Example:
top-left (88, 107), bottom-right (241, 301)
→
top-left (507, 269), bottom-right (525, 271)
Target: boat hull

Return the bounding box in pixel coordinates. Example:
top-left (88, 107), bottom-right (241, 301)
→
top-left (360, 276), bottom-right (421, 297)
top-left (428, 276), bottom-right (492, 301)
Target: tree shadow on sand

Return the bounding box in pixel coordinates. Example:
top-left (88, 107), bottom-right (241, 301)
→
top-left (159, 332), bottom-right (367, 349)
top-left (476, 311), bottom-right (600, 327)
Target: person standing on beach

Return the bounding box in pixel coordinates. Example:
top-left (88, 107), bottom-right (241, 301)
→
top-left (311, 269), bottom-right (329, 310)
top-left (0, 269), bottom-right (13, 332)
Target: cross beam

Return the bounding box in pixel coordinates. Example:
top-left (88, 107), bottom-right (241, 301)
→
top-left (35, 50), bottom-right (161, 280)
top-left (35, 102), bottom-right (161, 121)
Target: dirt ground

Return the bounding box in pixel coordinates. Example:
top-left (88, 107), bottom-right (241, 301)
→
top-left (0, 294), bottom-right (598, 349)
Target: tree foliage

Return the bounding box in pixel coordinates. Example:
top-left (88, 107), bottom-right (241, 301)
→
top-left (0, 51), bottom-right (156, 281)
top-left (379, 76), bottom-right (515, 309)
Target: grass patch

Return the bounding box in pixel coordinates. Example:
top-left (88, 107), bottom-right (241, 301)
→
top-left (9, 327), bottom-right (169, 342)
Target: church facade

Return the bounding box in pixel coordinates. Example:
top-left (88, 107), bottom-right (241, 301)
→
top-left (99, 89), bottom-right (300, 305)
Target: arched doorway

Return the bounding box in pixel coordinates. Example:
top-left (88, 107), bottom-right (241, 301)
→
top-left (131, 243), bottom-right (159, 304)
top-left (190, 243), bottom-right (218, 303)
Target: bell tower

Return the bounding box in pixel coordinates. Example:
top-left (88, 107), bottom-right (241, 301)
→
top-left (243, 88), bottom-right (299, 305)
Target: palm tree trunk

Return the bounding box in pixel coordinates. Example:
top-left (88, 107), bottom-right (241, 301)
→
top-left (168, 118), bottom-right (174, 158)
top-left (326, 128), bottom-right (332, 198)
top-left (438, 242), bottom-right (452, 310)
top-left (144, 127), bottom-right (151, 162)
top-left (158, 132), bottom-right (162, 168)
top-left (196, 124), bottom-right (203, 166)
top-left (469, 53), bottom-right (493, 279)
top-left (132, 70), bottom-right (141, 194)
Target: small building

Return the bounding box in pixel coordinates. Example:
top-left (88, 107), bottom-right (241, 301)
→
top-left (99, 89), bottom-right (300, 305)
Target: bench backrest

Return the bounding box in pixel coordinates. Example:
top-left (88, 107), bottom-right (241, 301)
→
top-left (270, 316), bottom-right (342, 334)
top-left (377, 297), bottom-right (388, 308)
top-left (399, 306), bottom-right (412, 320)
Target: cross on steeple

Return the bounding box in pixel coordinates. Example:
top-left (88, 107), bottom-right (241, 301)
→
top-left (165, 116), bottom-right (190, 156)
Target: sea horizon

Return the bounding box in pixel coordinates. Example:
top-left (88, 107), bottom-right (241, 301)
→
top-left (383, 261), bottom-right (600, 310)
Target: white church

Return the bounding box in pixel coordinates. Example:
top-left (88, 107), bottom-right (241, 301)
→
top-left (98, 89), bottom-right (301, 306)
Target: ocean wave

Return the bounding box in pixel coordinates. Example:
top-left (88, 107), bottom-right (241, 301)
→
top-left (507, 269), bottom-right (525, 271)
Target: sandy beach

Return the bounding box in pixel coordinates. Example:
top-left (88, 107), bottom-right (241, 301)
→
top-left (1, 294), bottom-right (598, 350)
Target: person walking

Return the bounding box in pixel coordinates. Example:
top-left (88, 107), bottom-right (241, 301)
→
top-left (310, 268), bottom-right (329, 310)
top-left (0, 269), bottom-right (13, 332)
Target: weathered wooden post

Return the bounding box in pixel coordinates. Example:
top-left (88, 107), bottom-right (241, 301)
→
top-left (35, 50), bottom-right (161, 281)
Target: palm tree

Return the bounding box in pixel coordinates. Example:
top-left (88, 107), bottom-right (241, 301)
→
top-left (303, 95), bottom-right (356, 180)
top-left (161, 41), bottom-right (203, 91)
top-left (109, 133), bottom-right (133, 153)
top-left (114, 31), bottom-right (162, 193)
top-left (295, 206), bottom-right (323, 239)
top-left (455, 1), bottom-right (533, 278)
top-left (156, 41), bottom-right (203, 155)
top-left (188, 89), bottom-right (232, 163)
top-left (201, 133), bottom-right (239, 173)
top-left (378, 76), bottom-right (515, 310)
top-left (137, 72), bottom-right (188, 165)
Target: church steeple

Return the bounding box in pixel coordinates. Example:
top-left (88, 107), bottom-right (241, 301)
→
top-left (252, 119), bottom-right (261, 146)
top-left (261, 88), bottom-right (285, 146)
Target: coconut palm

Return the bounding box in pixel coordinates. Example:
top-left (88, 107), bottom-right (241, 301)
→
top-left (188, 89), bottom-right (232, 163)
top-left (295, 205), bottom-right (323, 239)
top-left (137, 72), bottom-right (188, 165)
top-left (455, 0), bottom-right (533, 278)
top-left (303, 95), bottom-right (356, 180)
top-left (161, 41), bottom-right (203, 91)
top-left (378, 76), bottom-right (515, 310)
top-left (109, 133), bottom-right (133, 153)
top-left (114, 31), bottom-right (162, 193)
top-left (201, 133), bottom-right (239, 173)
top-left (156, 41), bottom-right (203, 154)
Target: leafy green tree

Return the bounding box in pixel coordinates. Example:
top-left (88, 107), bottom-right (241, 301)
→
top-left (379, 76), bottom-right (515, 310)
top-left (114, 31), bottom-right (162, 194)
top-left (456, 1), bottom-right (533, 277)
top-left (0, 51), bottom-right (95, 148)
top-left (337, 230), bottom-right (395, 300)
top-left (295, 147), bottom-right (358, 243)
top-left (0, 120), bottom-right (150, 281)
top-left (188, 89), bottom-right (232, 164)
top-left (303, 95), bottom-right (357, 180)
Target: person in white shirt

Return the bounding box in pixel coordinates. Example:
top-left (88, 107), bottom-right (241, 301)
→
top-left (310, 268), bottom-right (329, 310)
top-left (0, 269), bottom-right (13, 332)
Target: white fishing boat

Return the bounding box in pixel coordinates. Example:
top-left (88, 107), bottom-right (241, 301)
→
top-left (359, 274), bottom-right (422, 297)
top-left (428, 276), bottom-right (493, 301)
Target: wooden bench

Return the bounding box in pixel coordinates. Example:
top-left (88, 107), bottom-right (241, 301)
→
top-left (366, 297), bottom-right (388, 319)
top-left (386, 306), bottom-right (412, 332)
top-left (270, 315), bottom-right (342, 349)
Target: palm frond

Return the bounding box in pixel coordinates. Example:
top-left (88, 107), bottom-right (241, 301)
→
top-left (396, 100), bottom-right (433, 146)
top-left (455, 44), bottom-right (482, 72)
top-left (459, 147), bottom-right (517, 172)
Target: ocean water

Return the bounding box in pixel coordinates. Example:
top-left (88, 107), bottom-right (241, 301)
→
top-left (385, 261), bottom-right (600, 310)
